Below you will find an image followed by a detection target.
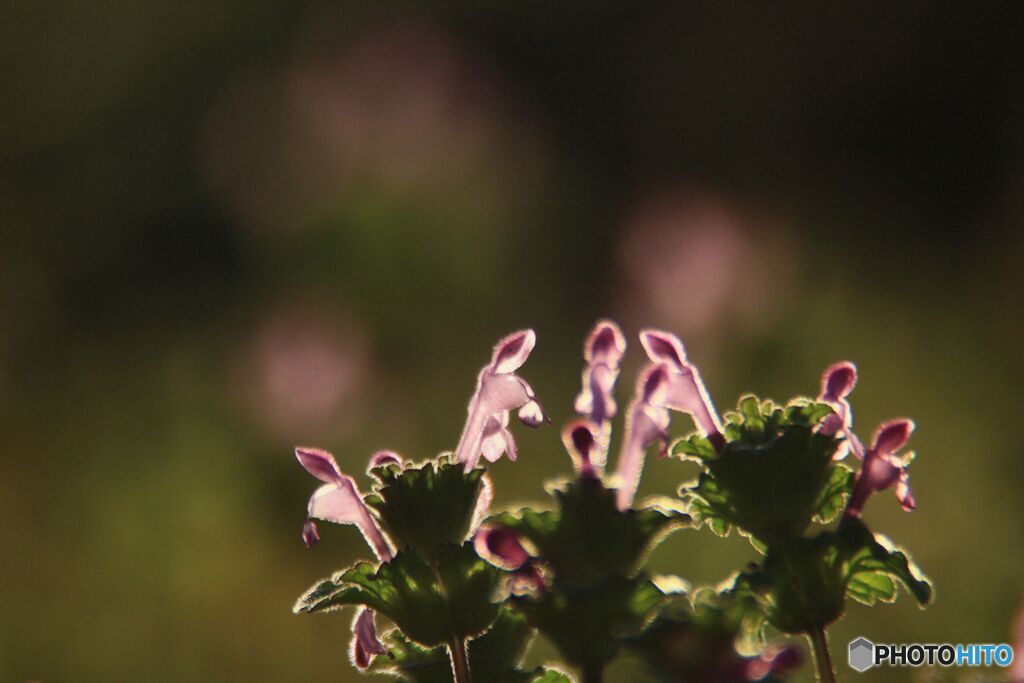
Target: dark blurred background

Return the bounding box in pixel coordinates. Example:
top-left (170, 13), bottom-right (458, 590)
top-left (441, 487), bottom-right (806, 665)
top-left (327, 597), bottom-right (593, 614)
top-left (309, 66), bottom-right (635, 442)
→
top-left (2, 2), bottom-right (1023, 681)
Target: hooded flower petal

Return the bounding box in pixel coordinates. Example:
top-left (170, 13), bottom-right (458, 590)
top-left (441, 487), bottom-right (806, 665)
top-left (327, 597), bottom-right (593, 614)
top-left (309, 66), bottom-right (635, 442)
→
top-left (296, 447), bottom-right (394, 561)
top-left (562, 419), bottom-right (600, 478)
top-left (845, 419), bottom-right (917, 518)
top-left (574, 320), bottom-right (627, 423)
top-left (295, 446), bottom-right (344, 483)
top-left (639, 329), bottom-right (723, 446)
top-left (614, 363), bottom-right (672, 510)
top-left (817, 361), bottom-right (864, 459)
top-left (367, 449), bottom-right (402, 472)
top-left (454, 330), bottom-right (545, 471)
top-left (474, 524), bottom-right (530, 570)
top-left (350, 608), bottom-right (386, 670)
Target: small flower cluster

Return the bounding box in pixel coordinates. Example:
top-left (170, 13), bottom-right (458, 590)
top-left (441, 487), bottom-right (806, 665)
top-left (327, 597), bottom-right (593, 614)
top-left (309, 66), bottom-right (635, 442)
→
top-left (291, 322), bottom-right (932, 683)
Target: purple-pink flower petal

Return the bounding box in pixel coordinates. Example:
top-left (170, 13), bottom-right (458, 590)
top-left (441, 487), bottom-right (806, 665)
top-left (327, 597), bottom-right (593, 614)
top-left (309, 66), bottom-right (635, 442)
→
top-left (295, 446), bottom-right (343, 483)
top-left (639, 329), bottom-right (723, 444)
top-left (454, 330), bottom-right (545, 471)
top-left (350, 608), bottom-right (386, 670)
top-left (562, 419), bottom-right (600, 478)
top-left (367, 450), bottom-right (402, 473)
top-left (817, 361), bottom-right (864, 458)
top-left (474, 524), bottom-right (530, 570)
top-left (614, 363), bottom-right (671, 510)
top-left (845, 419), bottom-right (917, 518)
top-left (299, 456), bottom-right (395, 565)
top-left (574, 320), bottom-right (627, 424)
top-left (302, 519), bottom-right (320, 547)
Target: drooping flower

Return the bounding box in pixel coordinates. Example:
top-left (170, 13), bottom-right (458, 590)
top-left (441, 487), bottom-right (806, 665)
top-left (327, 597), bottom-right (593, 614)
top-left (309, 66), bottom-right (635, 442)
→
top-left (295, 447), bottom-right (394, 561)
top-left (845, 419), bottom-right (917, 518)
top-left (614, 363), bottom-right (672, 510)
top-left (454, 330), bottom-right (546, 471)
top-left (639, 329), bottom-right (724, 448)
top-left (817, 361), bottom-right (864, 459)
top-left (349, 608), bottom-right (387, 670)
top-left (744, 644), bottom-right (803, 681)
top-left (562, 420), bottom-right (600, 479)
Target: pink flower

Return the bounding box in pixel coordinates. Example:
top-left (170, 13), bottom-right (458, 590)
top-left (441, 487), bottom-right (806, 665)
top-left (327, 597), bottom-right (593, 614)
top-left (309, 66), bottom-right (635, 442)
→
top-left (614, 364), bottom-right (672, 510)
top-left (817, 361), bottom-right (864, 459)
top-left (473, 524), bottom-right (545, 593)
top-left (639, 330), bottom-right (723, 448)
top-left (574, 320), bottom-right (627, 424)
top-left (573, 320), bottom-right (626, 472)
top-left (744, 645), bottom-right (802, 681)
top-left (562, 420), bottom-right (600, 479)
top-left (295, 447), bottom-right (394, 562)
top-left (350, 608), bottom-right (387, 670)
top-left (845, 420), bottom-right (917, 518)
top-left (454, 330), bottom-right (546, 471)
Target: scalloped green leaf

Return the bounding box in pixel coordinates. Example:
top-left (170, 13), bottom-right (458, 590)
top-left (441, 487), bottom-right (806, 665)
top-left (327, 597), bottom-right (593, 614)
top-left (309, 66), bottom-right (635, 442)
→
top-left (368, 607), bottom-right (551, 683)
top-left (516, 575), bottom-right (666, 671)
top-left (679, 395), bottom-right (842, 545)
top-left (294, 542), bottom-right (501, 646)
top-left (491, 477), bottom-right (689, 591)
top-left (365, 461), bottom-right (485, 560)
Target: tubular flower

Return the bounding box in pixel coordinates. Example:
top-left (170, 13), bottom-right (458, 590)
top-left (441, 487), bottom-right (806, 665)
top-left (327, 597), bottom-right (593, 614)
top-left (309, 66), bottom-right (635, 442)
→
top-left (639, 329), bottom-right (724, 448)
top-left (744, 645), bottom-right (803, 681)
top-left (295, 447), bottom-right (394, 562)
top-left (473, 524), bottom-right (545, 592)
top-left (367, 449), bottom-right (402, 472)
top-left (562, 419), bottom-right (601, 479)
top-left (574, 321), bottom-right (627, 470)
top-left (817, 361), bottom-right (864, 459)
top-left (614, 363), bottom-right (672, 510)
top-left (845, 419), bottom-right (917, 518)
top-left (454, 329), bottom-right (546, 471)
top-left (350, 608), bottom-right (387, 670)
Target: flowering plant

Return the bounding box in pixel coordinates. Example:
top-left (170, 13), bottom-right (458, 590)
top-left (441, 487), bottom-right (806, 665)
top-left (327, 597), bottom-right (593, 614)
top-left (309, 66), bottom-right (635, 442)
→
top-left (291, 323), bottom-right (931, 683)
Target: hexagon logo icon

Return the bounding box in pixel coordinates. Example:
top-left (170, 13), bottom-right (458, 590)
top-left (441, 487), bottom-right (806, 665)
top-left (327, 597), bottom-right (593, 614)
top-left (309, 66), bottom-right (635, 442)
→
top-left (848, 637), bottom-right (875, 672)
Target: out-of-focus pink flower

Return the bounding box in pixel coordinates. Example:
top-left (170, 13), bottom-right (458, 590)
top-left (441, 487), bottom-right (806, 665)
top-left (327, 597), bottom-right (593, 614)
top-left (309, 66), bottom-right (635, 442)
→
top-left (845, 420), bottom-right (917, 518)
top-left (350, 608), bottom-right (386, 670)
top-left (639, 329), bottom-right (724, 448)
top-left (1012, 596), bottom-right (1024, 682)
top-left (617, 191), bottom-right (800, 341)
top-left (817, 361), bottom-right (864, 460)
top-left (295, 447), bottom-right (394, 561)
top-left (744, 645), bottom-right (803, 681)
top-left (454, 330), bottom-right (545, 471)
top-left (614, 364), bottom-right (672, 510)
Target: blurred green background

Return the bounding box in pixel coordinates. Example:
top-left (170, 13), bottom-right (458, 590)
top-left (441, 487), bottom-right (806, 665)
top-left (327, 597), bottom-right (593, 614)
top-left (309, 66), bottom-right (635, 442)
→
top-left (2, 2), bottom-right (1022, 681)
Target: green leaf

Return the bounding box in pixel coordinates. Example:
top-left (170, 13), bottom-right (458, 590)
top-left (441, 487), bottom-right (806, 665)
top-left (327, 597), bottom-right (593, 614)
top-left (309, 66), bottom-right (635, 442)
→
top-left (723, 519), bottom-right (932, 635)
top-left (294, 543), bottom-right (501, 646)
top-left (680, 395), bottom-right (843, 545)
top-left (492, 477), bottom-right (689, 591)
top-left (369, 607), bottom-right (551, 683)
top-left (813, 463), bottom-right (855, 524)
top-left (516, 575), bottom-right (666, 670)
top-left (365, 460), bottom-right (485, 560)
top-left (838, 518), bottom-right (933, 606)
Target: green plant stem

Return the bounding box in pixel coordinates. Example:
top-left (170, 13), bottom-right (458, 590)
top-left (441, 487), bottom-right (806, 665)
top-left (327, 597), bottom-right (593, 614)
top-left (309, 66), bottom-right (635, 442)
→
top-left (582, 663), bottom-right (603, 683)
top-left (808, 626), bottom-right (837, 683)
top-left (448, 638), bottom-right (471, 683)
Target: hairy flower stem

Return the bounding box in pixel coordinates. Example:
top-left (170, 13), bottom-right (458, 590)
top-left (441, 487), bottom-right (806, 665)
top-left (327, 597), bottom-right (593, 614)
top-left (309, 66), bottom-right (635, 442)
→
top-left (808, 626), bottom-right (837, 683)
top-left (448, 638), bottom-right (471, 683)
